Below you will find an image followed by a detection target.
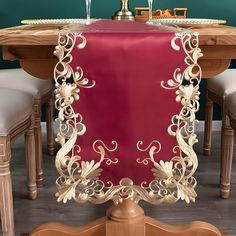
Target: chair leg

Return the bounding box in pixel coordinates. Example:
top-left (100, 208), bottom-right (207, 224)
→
top-left (46, 97), bottom-right (55, 156)
top-left (203, 90), bottom-right (213, 156)
top-left (220, 114), bottom-right (234, 199)
top-left (25, 114), bottom-right (37, 200)
top-left (0, 136), bottom-right (15, 236)
top-left (34, 99), bottom-right (43, 187)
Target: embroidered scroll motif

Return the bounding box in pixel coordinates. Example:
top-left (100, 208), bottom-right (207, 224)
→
top-left (54, 31), bottom-right (202, 205)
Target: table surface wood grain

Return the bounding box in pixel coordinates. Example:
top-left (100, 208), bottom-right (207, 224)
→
top-left (1, 23), bottom-right (236, 79)
top-left (0, 24), bottom-right (236, 46)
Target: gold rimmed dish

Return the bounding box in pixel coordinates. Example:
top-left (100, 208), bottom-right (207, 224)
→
top-left (21, 18), bottom-right (98, 25)
top-left (147, 18), bottom-right (227, 27)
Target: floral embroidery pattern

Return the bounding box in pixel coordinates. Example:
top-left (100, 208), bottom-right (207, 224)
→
top-left (54, 31), bottom-right (202, 205)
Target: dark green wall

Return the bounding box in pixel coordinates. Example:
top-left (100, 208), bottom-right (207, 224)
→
top-left (1, 0), bottom-right (236, 27)
top-left (0, 0), bottom-right (236, 27)
top-left (1, 0), bottom-right (236, 119)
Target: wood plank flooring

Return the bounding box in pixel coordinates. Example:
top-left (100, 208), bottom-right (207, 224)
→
top-left (1, 128), bottom-right (236, 235)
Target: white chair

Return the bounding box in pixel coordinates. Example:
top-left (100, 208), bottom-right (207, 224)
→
top-left (0, 68), bottom-right (55, 187)
top-left (204, 69), bottom-right (236, 198)
top-left (0, 88), bottom-right (37, 236)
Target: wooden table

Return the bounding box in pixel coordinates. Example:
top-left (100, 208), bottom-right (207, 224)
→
top-left (0, 24), bottom-right (236, 80)
top-left (0, 23), bottom-right (236, 236)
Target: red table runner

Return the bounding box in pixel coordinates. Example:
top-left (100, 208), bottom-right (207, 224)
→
top-left (68, 20), bottom-right (187, 185)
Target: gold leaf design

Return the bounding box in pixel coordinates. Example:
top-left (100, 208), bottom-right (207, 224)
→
top-left (153, 161), bottom-right (173, 179)
top-left (176, 183), bottom-right (197, 204)
top-left (80, 160), bottom-right (102, 180)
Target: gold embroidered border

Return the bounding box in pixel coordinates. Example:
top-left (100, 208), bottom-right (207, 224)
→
top-left (54, 31), bottom-right (202, 205)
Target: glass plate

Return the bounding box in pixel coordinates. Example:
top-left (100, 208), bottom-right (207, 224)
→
top-left (148, 18), bottom-right (227, 26)
top-left (21, 18), bottom-right (98, 25)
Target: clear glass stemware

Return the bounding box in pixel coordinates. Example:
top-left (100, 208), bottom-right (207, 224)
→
top-left (147, 0), bottom-right (153, 23)
top-left (85, 0), bottom-right (91, 24)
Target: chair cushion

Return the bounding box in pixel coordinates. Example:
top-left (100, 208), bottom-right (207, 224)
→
top-left (0, 68), bottom-right (52, 99)
top-left (0, 88), bottom-right (33, 136)
top-left (207, 69), bottom-right (236, 98)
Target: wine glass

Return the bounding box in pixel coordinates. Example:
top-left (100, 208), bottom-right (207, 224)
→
top-left (147, 0), bottom-right (153, 24)
top-left (85, 0), bottom-right (91, 24)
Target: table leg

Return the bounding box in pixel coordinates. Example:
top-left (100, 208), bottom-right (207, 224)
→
top-left (23, 200), bottom-right (224, 236)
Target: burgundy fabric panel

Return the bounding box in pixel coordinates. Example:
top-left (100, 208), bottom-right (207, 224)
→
top-left (70, 20), bottom-right (186, 185)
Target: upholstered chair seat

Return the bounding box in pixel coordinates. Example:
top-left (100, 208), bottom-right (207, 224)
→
top-left (0, 89), bottom-right (32, 135)
top-left (0, 88), bottom-right (37, 236)
top-left (0, 68), bottom-right (55, 187)
top-left (204, 69), bottom-right (236, 198)
top-left (207, 69), bottom-right (236, 97)
top-left (0, 68), bottom-right (52, 98)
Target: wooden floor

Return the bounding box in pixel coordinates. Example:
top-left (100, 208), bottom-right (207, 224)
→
top-left (1, 128), bottom-right (236, 235)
